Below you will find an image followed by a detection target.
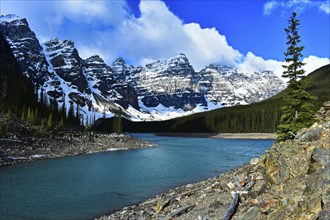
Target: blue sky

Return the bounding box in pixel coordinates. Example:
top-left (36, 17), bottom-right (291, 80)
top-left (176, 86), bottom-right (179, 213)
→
top-left (1, 0), bottom-right (329, 75)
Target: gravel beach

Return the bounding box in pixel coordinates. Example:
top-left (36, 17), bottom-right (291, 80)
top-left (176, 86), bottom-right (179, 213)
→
top-left (0, 133), bottom-right (155, 167)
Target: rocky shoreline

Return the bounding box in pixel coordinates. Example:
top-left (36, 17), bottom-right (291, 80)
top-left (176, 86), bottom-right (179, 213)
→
top-left (97, 102), bottom-right (330, 220)
top-left (0, 133), bottom-right (155, 167)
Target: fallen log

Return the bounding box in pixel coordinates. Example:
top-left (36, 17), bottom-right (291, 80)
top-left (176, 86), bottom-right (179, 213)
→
top-left (223, 192), bottom-right (239, 220)
top-left (169, 204), bottom-right (195, 218)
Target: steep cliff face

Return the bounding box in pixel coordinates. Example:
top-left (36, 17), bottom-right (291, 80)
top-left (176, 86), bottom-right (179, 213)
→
top-left (0, 14), bottom-right (61, 98)
top-left (0, 14), bottom-right (286, 121)
top-left (44, 38), bottom-right (88, 93)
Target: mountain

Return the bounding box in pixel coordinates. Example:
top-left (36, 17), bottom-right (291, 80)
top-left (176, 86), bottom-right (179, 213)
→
top-left (106, 64), bottom-right (328, 133)
top-left (0, 14), bottom-right (286, 122)
top-left (169, 64), bottom-right (330, 133)
top-left (198, 64), bottom-right (285, 105)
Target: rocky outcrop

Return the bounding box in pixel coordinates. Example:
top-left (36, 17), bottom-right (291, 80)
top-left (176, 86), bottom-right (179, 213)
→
top-left (97, 102), bottom-right (330, 220)
top-left (244, 101), bottom-right (330, 220)
top-left (44, 38), bottom-right (88, 92)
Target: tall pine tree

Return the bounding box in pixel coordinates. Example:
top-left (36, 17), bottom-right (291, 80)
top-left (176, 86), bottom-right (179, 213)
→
top-left (112, 110), bottom-right (122, 134)
top-left (277, 12), bottom-right (316, 141)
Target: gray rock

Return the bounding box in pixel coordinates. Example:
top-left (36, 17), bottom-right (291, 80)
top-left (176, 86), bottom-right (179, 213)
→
top-left (278, 157), bottom-right (289, 182)
top-left (312, 147), bottom-right (329, 166)
top-left (240, 206), bottom-right (265, 220)
top-left (318, 210), bottom-right (330, 220)
top-left (300, 127), bottom-right (324, 142)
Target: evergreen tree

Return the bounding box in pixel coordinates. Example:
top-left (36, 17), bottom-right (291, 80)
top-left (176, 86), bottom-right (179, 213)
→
top-left (33, 107), bottom-right (38, 124)
top-left (40, 118), bottom-right (46, 130)
top-left (6, 108), bottom-right (11, 119)
top-left (27, 107), bottom-right (32, 123)
top-left (84, 115), bottom-right (89, 132)
top-left (21, 107), bottom-right (26, 121)
top-left (51, 98), bottom-right (59, 120)
top-left (112, 110), bottom-right (122, 134)
top-left (68, 102), bottom-right (75, 123)
top-left (61, 96), bottom-right (67, 122)
top-left (47, 113), bottom-right (53, 130)
top-left (0, 120), bottom-right (5, 137)
top-left (75, 103), bottom-right (80, 125)
top-left (59, 116), bottom-right (65, 130)
top-left (39, 88), bottom-right (44, 104)
top-left (277, 12), bottom-right (316, 141)
top-left (5, 123), bottom-right (9, 136)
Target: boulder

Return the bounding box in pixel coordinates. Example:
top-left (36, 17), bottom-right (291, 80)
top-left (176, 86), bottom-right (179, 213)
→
top-left (311, 146), bottom-right (329, 167)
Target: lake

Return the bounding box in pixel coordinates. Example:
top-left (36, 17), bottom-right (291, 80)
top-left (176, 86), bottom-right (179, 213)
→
top-left (0, 134), bottom-right (273, 219)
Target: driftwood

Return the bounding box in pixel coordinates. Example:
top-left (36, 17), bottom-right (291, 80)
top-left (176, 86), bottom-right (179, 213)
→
top-left (177, 188), bottom-right (200, 198)
top-left (223, 180), bottom-right (256, 220)
top-left (0, 138), bottom-right (22, 143)
top-left (244, 180), bottom-right (256, 191)
top-left (223, 192), bottom-right (239, 220)
top-left (169, 204), bottom-right (195, 218)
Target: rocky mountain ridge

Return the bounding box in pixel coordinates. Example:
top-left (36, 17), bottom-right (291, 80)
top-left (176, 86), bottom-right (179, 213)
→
top-left (0, 14), bottom-right (286, 122)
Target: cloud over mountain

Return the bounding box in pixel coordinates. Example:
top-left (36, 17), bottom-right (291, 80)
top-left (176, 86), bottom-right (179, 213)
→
top-left (1, 0), bottom-right (329, 74)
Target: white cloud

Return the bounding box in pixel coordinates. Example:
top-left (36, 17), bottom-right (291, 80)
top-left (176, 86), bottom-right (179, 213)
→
top-left (183, 23), bottom-right (242, 70)
top-left (237, 52), bottom-right (329, 81)
top-left (58, 0), bottom-right (130, 25)
top-left (302, 55), bottom-right (330, 74)
top-left (1, 0), bottom-right (242, 70)
top-left (1, 0), bottom-right (328, 76)
top-left (78, 45), bottom-right (112, 62)
top-left (263, 1), bottom-right (279, 15)
top-left (319, 1), bottom-right (330, 14)
top-left (237, 52), bottom-right (284, 78)
top-left (99, 0), bottom-right (242, 70)
top-left (263, 0), bottom-right (330, 15)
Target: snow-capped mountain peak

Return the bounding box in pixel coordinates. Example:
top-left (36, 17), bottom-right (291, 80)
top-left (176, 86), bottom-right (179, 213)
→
top-left (0, 14), bottom-right (286, 122)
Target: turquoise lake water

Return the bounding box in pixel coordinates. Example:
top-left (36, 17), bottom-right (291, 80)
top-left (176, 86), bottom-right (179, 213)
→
top-left (0, 134), bottom-right (273, 219)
